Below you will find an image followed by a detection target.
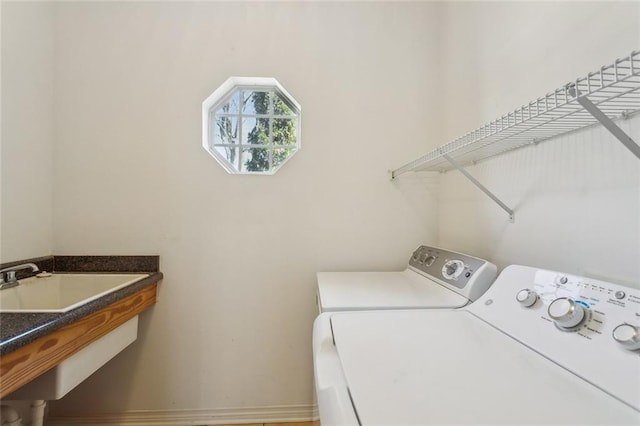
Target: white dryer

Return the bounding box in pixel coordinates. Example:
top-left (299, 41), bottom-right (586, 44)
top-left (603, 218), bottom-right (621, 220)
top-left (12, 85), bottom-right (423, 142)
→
top-left (313, 265), bottom-right (640, 425)
top-left (317, 245), bottom-right (497, 313)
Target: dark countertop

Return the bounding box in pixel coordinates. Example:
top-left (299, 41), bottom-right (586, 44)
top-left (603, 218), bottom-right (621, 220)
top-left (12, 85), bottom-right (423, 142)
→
top-left (0, 272), bottom-right (162, 356)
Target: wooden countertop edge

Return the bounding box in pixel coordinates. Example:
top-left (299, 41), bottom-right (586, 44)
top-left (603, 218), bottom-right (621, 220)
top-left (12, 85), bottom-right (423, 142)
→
top-left (0, 283), bottom-right (157, 398)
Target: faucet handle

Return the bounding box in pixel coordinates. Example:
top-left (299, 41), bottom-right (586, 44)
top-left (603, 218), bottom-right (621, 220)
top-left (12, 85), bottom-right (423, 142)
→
top-left (5, 271), bottom-right (17, 282)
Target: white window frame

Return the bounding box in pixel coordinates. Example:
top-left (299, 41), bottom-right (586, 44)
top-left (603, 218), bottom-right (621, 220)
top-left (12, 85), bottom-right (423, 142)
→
top-left (202, 77), bottom-right (302, 174)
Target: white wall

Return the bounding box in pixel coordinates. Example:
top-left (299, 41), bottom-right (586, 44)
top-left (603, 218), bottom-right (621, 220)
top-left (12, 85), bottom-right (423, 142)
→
top-left (47, 1), bottom-right (440, 418)
top-left (436, 2), bottom-right (640, 286)
top-left (3, 0), bottom-right (639, 422)
top-left (1, 1), bottom-right (54, 262)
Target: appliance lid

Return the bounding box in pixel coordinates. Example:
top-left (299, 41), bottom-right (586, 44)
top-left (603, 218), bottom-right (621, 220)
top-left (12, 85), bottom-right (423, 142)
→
top-left (317, 270), bottom-right (469, 311)
top-left (329, 310), bottom-right (640, 425)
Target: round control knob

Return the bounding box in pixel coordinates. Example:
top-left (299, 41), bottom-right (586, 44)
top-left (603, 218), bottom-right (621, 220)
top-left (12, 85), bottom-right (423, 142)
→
top-left (548, 297), bottom-right (586, 330)
top-left (424, 255), bottom-right (436, 267)
top-left (442, 260), bottom-right (464, 280)
top-left (516, 289), bottom-right (538, 307)
top-left (612, 324), bottom-right (640, 351)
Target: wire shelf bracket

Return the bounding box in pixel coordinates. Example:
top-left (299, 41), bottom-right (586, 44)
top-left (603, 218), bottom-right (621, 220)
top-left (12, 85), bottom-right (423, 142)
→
top-left (569, 87), bottom-right (640, 160)
top-left (442, 153), bottom-right (515, 223)
top-left (390, 50), bottom-right (640, 223)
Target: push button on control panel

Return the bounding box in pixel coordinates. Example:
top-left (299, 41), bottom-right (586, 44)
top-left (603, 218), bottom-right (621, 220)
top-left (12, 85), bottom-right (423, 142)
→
top-left (412, 248), bottom-right (437, 266)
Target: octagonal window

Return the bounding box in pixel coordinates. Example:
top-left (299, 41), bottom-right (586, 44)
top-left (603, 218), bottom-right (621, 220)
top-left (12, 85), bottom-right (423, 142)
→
top-left (202, 77), bottom-right (301, 174)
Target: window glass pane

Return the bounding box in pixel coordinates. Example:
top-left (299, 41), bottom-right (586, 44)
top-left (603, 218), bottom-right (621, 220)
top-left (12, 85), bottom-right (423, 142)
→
top-left (216, 91), bottom-right (241, 115)
top-left (203, 78), bottom-right (300, 174)
top-left (214, 116), bottom-right (239, 145)
top-left (273, 93), bottom-right (295, 116)
top-left (242, 147), bottom-right (270, 172)
top-left (272, 118), bottom-right (296, 146)
top-left (242, 117), bottom-right (270, 146)
top-left (214, 146), bottom-right (238, 166)
top-left (242, 91), bottom-right (270, 115)
top-left (272, 147), bottom-right (294, 168)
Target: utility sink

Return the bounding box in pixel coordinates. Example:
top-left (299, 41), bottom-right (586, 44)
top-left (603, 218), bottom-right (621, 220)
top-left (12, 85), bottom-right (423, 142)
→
top-left (1, 273), bottom-right (153, 400)
top-left (0, 273), bottom-right (149, 313)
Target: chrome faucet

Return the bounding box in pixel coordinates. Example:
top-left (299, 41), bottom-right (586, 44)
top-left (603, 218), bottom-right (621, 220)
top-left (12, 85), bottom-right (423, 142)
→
top-left (0, 263), bottom-right (40, 290)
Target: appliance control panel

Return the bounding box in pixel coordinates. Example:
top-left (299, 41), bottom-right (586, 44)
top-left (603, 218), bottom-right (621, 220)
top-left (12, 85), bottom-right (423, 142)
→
top-left (408, 246), bottom-right (497, 301)
top-left (469, 265), bottom-right (640, 412)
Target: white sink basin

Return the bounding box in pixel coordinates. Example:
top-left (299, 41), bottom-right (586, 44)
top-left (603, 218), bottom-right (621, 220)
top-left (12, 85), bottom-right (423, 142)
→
top-left (0, 273), bottom-right (149, 313)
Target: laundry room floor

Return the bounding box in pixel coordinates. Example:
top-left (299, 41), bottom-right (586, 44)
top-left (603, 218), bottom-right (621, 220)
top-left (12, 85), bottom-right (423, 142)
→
top-left (209, 422), bottom-right (318, 426)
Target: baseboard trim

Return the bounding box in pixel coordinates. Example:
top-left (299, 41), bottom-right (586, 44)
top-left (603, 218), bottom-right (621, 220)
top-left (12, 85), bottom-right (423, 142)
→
top-left (46, 404), bottom-right (318, 426)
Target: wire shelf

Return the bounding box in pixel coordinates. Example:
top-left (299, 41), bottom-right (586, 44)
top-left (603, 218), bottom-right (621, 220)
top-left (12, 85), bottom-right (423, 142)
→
top-left (391, 50), bottom-right (640, 177)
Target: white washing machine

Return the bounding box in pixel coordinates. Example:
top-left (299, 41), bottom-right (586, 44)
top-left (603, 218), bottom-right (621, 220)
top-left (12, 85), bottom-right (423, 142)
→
top-left (313, 265), bottom-right (640, 425)
top-left (317, 245), bottom-right (497, 313)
